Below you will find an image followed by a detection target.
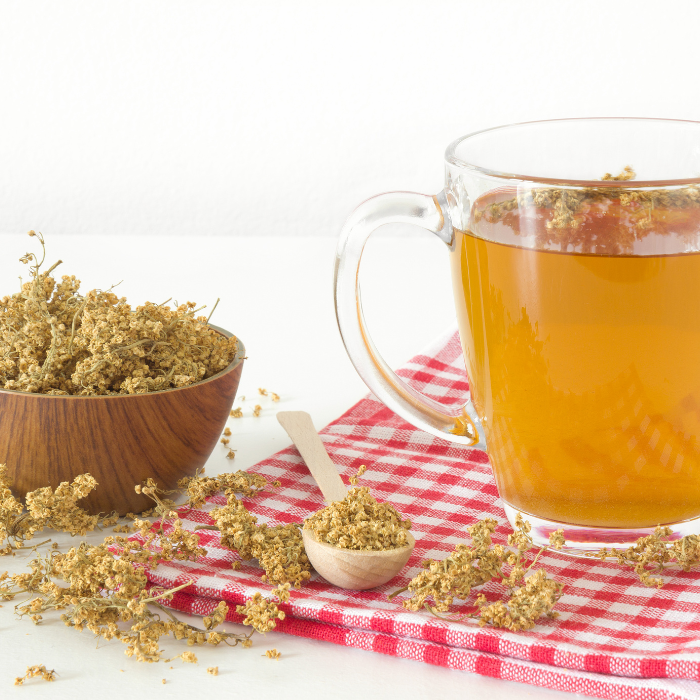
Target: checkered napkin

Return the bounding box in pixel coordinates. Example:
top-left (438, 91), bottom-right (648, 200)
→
top-left (142, 326), bottom-right (700, 700)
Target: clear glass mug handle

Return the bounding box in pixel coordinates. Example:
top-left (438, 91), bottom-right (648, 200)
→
top-left (334, 190), bottom-right (480, 446)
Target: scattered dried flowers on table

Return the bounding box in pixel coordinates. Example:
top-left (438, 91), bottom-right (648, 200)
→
top-left (14, 665), bottom-right (56, 685)
top-left (264, 649), bottom-right (281, 660)
top-left (236, 585), bottom-right (289, 633)
top-left (1, 465), bottom-right (102, 554)
top-left (0, 232), bottom-right (238, 396)
top-left (303, 466), bottom-right (412, 551)
top-left (0, 512), bottom-right (254, 663)
top-left (207, 666), bottom-right (219, 676)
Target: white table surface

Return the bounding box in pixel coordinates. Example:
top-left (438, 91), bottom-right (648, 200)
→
top-left (0, 233), bottom-right (585, 699)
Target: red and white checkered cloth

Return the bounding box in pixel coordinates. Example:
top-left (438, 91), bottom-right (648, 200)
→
top-left (143, 326), bottom-right (700, 700)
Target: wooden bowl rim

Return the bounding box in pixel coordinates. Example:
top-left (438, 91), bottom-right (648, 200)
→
top-left (302, 528), bottom-right (415, 558)
top-left (0, 324), bottom-right (245, 400)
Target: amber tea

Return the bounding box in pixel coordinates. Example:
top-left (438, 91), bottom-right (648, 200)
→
top-left (452, 191), bottom-right (700, 527)
top-left (336, 118), bottom-right (700, 550)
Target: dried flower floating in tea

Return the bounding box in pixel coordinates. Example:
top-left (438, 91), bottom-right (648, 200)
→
top-left (474, 167), bottom-right (700, 254)
top-left (0, 232), bottom-right (238, 395)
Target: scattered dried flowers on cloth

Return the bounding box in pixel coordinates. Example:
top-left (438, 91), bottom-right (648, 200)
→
top-left (236, 585), bottom-right (289, 633)
top-left (208, 492), bottom-right (311, 587)
top-left (0, 469), bottom-right (296, 666)
top-left (590, 525), bottom-right (700, 588)
top-left (0, 511), bottom-right (256, 663)
top-left (390, 515), bottom-right (565, 631)
top-left (0, 232), bottom-right (238, 395)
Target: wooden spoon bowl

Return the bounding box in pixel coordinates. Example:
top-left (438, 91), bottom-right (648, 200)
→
top-left (0, 326), bottom-right (244, 515)
top-left (302, 529), bottom-right (415, 590)
top-left (277, 410), bottom-right (416, 590)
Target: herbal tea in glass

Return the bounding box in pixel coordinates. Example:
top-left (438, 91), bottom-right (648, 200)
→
top-left (451, 182), bottom-right (700, 529)
top-left (336, 118), bottom-right (700, 552)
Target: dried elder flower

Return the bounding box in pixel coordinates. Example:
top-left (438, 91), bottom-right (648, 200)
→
top-left (390, 514), bottom-right (564, 631)
top-left (236, 586), bottom-right (287, 634)
top-left (209, 492), bottom-right (311, 587)
top-left (548, 529), bottom-right (566, 551)
top-left (0, 510), bottom-right (253, 662)
top-left (590, 526), bottom-right (700, 588)
top-left (0, 466), bottom-right (100, 553)
top-left (0, 232), bottom-right (238, 396)
top-left (303, 474), bottom-right (411, 552)
top-left (14, 665), bottom-right (56, 685)
top-left (176, 469), bottom-right (270, 509)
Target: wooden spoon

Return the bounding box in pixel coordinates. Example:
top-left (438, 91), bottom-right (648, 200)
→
top-left (277, 411), bottom-right (415, 590)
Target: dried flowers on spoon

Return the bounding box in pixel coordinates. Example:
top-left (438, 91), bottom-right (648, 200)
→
top-left (303, 465), bottom-right (412, 551)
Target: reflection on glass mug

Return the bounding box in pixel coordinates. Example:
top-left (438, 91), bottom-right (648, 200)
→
top-left (334, 118), bottom-right (700, 553)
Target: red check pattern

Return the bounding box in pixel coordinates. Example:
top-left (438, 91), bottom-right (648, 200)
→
top-left (139, 327), bottom-right (700, 700)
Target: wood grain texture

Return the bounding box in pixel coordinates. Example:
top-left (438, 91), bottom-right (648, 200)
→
top-left (276, 411), bottom-right (347, 504)
top-left (0, 329), bottom-right (244, 515)
top-left (302, 529), bottom-right (415, 590)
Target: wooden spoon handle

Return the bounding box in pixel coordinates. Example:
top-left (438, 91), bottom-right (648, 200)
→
top-left (276, 411), bottom-right (347, 504)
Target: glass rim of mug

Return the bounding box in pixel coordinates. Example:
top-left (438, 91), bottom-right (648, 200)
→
top-left (445, 117), bottom-right (700, 188)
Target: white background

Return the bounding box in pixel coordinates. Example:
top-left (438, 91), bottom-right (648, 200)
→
top-left (2, 3), bottom-right (700, 699)
top-left (1, 0), bottom-right (700, 239)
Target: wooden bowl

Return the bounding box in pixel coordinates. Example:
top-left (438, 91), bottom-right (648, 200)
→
top-left (302, 529), bottom-right (415, 590)
top-left (0, 326), bottom-right (244, 515)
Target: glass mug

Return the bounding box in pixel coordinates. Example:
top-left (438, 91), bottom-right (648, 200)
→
top-left (334, 118), bottom-right (700, 553)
